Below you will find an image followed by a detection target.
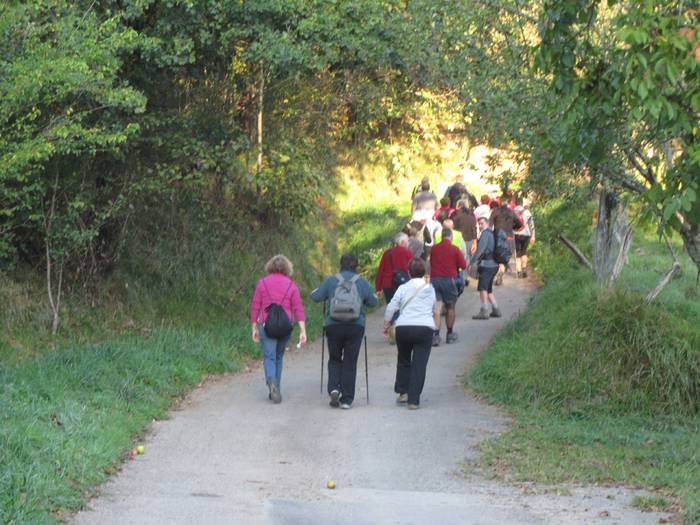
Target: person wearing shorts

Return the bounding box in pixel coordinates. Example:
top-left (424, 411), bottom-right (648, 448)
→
top-left (514, 202), bottom-right (535, 278)
top-left (428, 228), bottom-right (466, 345)
top-left (469, 216), bottom-right (501, 320)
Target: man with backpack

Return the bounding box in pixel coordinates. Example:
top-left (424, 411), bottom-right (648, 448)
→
top-left (489, 195), bottom-right (523, 285)
top-left (469, 216), bottom-right (502, 320)
top-left (311, 254), bottom-right (378, 409)
top-left (375, 233), bottom-right (414, 303)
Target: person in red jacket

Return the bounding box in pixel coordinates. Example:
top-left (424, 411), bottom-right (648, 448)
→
top-left (375, 232), bottom-right (414, 303)
top-left (429, 228), bottom-right (466, 346)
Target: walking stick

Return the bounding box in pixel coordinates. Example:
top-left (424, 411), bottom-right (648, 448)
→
top-left (364, 335), bottom-right (369, 404)
top-left (320, 301), bottom-right (326, 395)
top-left (320, 327), bottom-right (325, 395)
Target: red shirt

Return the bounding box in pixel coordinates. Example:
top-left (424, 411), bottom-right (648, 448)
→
top-left (429, 239), bottom-right (466, 278)
top-left (375, 245), bottom-right (413, 291)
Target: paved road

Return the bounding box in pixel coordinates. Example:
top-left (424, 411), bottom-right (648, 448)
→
top-left (73, 274), bottom-right (667, 524)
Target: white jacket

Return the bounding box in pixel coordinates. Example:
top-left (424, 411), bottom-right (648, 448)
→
top-left (384, 278), bottom-right (436, 329)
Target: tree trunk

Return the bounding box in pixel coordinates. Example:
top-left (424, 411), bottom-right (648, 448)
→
top-left (593, 190), bottom-right (634, 288)
top-left (679, 220), bottom-right (700, 277)
top-left (256, 63), bottom-right (264, 174)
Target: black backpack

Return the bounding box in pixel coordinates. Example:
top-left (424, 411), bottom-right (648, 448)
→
top-left (262, 281), bottom-right (294, 338)
top-left (492, 228), bottom-right (512, 265)
top-left (390, 250), bottom-right (410, 288)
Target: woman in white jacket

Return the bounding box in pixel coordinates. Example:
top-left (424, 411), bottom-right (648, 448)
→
top-left (383, 257), bottom-right (436, 409)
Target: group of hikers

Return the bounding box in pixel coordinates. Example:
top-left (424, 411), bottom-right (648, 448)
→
top-left (250, 175), bottom-right (535, 411)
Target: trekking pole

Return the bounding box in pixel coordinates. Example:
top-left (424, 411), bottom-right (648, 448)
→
top-left (364, 335), bottom-right (369, 404)
top-left (320, 327), bottom-right (325, 395)
top-left (320, 301), bottom-right (326, 395)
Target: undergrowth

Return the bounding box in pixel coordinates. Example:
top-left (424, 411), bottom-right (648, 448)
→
top-left (468, 197), bottom-right (700, 523)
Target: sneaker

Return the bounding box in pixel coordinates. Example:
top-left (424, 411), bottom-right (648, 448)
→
top-left (340, 403), bottom-right (351, 410)
top-left (472, 308), bottom-right (490, 320)
top-left (446, 332), bottom-right (458, 344)
top-left (329, 389), bottom-right (340, 408)
top-left (432, 333), bottom-right (441, 346)
top-left (269, 381), bottom-right (282, 404)
top-left (490, 307), bottom-right (502, 318)
top-left (495, 272), bottom-right (503, 286)
top-left (407, 404), bottom-right (419, 410)
top-left (397, 393), bottom-right (408, 404)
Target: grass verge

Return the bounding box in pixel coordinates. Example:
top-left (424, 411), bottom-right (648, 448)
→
top-left (467, 198), bottom-right (700, 523)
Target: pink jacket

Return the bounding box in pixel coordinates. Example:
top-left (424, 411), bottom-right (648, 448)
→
top-left (250, 273), bottom-right (305, 324)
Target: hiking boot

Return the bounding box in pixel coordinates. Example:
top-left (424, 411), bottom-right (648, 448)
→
top-left (495, 272), bottom-right (503, 286)
top-left (407, 404), bottom-right (419, 410)
top-left (516, 271), bottom-right (523, 278)
top-left (397, 393), bottom-right (408, 404)
top-left (522, 269), bottom-right (528, 278)
top-left (490, 307), bottom-right (502, 318)
top-left (329, 389), bottom-right (340, 408)
top-left (269, 381), bottom-right (282, 404)
top-left (340, 403), bottom-right (351, 410)
top-left (472, 308), bottom-right (490, 320)
top-left (432, 333), bottom-right (441, 346)
top-left (446, 332), bottom-right (459, 344)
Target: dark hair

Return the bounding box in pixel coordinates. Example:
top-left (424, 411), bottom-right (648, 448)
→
top-left (442, 228), bottom-right (453, 239)
top-left (408, 257), bottom-right (426, 278)
top-left (440, 196), bottom-right (450, 207)
top-left (480, 194), bottom-right (490, 204)
top-left (421, 177), bottom-right (430, 191)
top-left (340, 253), bottom-right (358, 272)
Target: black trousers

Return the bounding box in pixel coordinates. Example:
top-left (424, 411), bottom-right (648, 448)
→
top-left (326, 323), bottom-right (365, 404)
top-left (394, 325), bottom-right (433, 405)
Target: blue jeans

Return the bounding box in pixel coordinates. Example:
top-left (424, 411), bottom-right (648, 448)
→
top-left (258, 324), bottom-right (290, 387)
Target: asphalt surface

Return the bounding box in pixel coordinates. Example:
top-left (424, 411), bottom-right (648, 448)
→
top-left (73, 274), bottom-right (669, 524)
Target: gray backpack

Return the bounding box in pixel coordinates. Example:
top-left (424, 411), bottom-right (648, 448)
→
top-left (329, 273), bottom-right (362, 322)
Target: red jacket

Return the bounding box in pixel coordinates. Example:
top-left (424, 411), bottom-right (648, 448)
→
top-left (430, 238), bottom-right (466, 278)
top-left (375, 245), bottom-right (413, 291)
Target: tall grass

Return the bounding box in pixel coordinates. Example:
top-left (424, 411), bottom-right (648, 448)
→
top-left (0, 326), bottom-right (254, 524)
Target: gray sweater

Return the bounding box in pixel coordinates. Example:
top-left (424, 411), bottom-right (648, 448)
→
top-left (310, 271), bottom-right (378, 326)
top-left (471, 229), bottom-right (498, 268)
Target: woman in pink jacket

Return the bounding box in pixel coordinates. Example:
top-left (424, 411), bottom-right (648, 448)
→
top-left (250, 255), bottom-right (307, 403)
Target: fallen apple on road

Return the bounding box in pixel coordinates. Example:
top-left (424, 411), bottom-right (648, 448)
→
top-left (130, 448), bottom-right (138, 457)
top-left (326, 480), bottom-right (336, 489)
top-left (136, 445), bottom-right (145, 454)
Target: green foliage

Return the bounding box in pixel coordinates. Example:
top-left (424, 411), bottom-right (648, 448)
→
top-left (535, 1), bottom-right (700, 264)
top-left (0, 2), bottom-right (146, 264)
